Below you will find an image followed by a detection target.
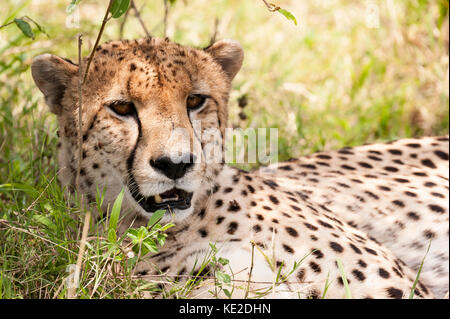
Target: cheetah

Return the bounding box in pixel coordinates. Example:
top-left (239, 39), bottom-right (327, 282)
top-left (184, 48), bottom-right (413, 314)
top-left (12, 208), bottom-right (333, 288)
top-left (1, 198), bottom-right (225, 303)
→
top-left (31, 37), bottom-right (449, 299)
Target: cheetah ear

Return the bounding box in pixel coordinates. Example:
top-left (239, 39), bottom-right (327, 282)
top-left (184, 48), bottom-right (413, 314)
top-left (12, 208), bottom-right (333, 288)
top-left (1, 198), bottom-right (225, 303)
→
top-left (205, 40), bottom-right (244, 80)
top-left (31, 54), bottom-right (79, 115)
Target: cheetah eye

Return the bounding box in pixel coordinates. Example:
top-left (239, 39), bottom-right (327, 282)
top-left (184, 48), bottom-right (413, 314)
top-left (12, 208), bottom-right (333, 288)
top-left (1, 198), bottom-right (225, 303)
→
top-left (186, 94), bottom-right (207, 111)
top-left (107, 101), bottom-right (136, 116)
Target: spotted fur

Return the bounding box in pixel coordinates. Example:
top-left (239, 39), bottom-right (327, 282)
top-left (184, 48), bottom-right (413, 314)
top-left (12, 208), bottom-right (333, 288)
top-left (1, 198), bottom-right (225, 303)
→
top-left (31, 37), bottom-right (448, 299)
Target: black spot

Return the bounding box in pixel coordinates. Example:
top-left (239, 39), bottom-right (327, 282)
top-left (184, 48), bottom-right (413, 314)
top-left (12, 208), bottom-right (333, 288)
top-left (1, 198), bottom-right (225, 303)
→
top-left (227, 222), bottom-right (238, 234)
top-left (269, 195), bottom-right (279, 204)
top-left (130, 63), bottom-right (137, 71)
top-left (309, 261), bottom-right (321, 273)
top-left (300, 164), bottom-right (317, 170)
top-left (413, 172), bottom-right (427, 177)
top-left (279, 165), bottom-right (293, 171)
top-left (364, 191), bottom-right (379, 200)
top-left (349, 243), bottom-right (362, 254)
top-left (263, 206), bottom-right (272, 211)
top-left (197, 208), bottom-right (206, 219)
top-left (263, 180), bottom-right (279, 189)
top-left (312, 249), bottom-right (324, 259)
top-left (352, 269), bottom-right (366, 281)
top-left (394, 178), bottom-right (409, 183)
top-left (434, 150), bottom-right (449, 160)
top-left (223, 187), bottom-right (233, 193)
top-left (92, 163), bottom-right (99, 169)
top-left (252, 225), bottom-right (262, 233)
top-left (386, 287), bottom-right (403, 299)
top-left (364, 247), bottom-right (378, 255)
top-left (421, 159), bottom-right (436, 169)
top-left (406, 143), bottom-right (421, 148)
top-left (297, 269), bottom-right (306, 281)
top-left (198, 228), bottom-right (208, 238)
top-left (431, 192), bottom-right (444, 198)
top-left (215, 199), bottom-right (223, 208)
top-left (256, 214), bottom-right (264, 221)
top-left (378, 185), bottom-right (391, 191)
top-left (304, 223), bottom-right (318, 231)
top-left (282, 244), bottom-right (295, 254)
top-left (428, 204), bottom-right (445, 214)
top-left (388, 149), bottom-right (403, 155)
top-left (228, 200), bottom-right (241, 212)
top-left (358, 162), bottom-right (373, 168)
top-left (341, 164), bottom-right (356, 170)
top-left (316, 154), bottom-right (332, 159)
top-left (423, 230), bottom-right (436, 239)
top-left (247, 185), bottom-right (255, 193)
top-left (424, 181), bottom-right (437, 188)
top-left (378, 268), bottom-right (390, 279)
top-left (317, 220), bottom-right (334, 229)
top-left (384, 166), bottom-right (399, 172)
top-left (216, 216), bottom-right (225, 224)
top-left (358, 259), bottom-right (367, 268)
top-left (285, 227), bottom-right (298, 237)
top-left (368, 155), bottom-right (382, 161)
top-left (404, 191), bottom-right (417, 197)
top-left (329, 241), bottom-right (344, 253)
top-left (392, 200), bottom-right (405, 208)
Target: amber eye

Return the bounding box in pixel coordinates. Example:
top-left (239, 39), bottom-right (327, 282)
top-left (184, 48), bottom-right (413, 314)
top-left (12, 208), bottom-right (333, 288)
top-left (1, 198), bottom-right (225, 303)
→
top-left (108, 101), bottom-right (136, 116)
top-left (186, 94), bottom-right (207, 110)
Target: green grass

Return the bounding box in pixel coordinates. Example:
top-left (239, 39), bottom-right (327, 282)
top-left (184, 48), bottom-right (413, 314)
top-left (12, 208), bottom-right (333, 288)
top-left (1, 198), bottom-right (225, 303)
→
top-left (0, 0), bottom-right (449, 298)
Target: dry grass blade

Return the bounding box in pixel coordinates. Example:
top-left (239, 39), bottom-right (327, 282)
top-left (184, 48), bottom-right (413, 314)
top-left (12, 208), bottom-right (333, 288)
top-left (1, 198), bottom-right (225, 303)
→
top-left (67, 211), bottom-right (91, 299)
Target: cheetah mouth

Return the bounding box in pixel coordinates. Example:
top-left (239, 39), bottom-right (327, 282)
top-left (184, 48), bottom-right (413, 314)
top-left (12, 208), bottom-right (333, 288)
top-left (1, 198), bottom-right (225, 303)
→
top-left (137, 188), bottom-right (194, 213)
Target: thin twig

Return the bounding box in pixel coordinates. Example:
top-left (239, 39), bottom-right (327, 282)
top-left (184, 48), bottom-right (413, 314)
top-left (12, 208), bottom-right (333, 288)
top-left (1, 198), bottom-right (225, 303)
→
top-left (82, 0), bottom-right (114, 84)
top-left (163, 0), bottom-right (169, 37)
top-left (75, 34), bottom-right (83, 200)
top-left (119, 5), bottom-right (130, 38)
top-left (67, 211), bottom-right (91, 299)
top-left (261, 0), bottom-right (280, 11)
top-left (131, 0), bottom-right (151, 37)
top-left (209, 17), bottom-right (219, 46)
top-left (244, 240), bottom-right (256, 298)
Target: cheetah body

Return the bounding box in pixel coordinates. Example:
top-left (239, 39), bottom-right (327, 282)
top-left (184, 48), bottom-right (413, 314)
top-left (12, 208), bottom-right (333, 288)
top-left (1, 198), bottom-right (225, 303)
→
top-left (31, 38), bottom-right (449, 299)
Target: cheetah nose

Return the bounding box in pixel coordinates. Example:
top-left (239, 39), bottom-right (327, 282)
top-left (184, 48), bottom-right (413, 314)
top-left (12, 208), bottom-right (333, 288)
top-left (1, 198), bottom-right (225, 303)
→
top-left (150, 154), bottom-right (196, 180)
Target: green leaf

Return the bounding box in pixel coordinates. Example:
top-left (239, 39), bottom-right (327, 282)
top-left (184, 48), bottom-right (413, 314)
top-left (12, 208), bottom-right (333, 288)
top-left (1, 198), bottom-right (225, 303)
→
top-left (14, 18), bottom-right (35, 39)
top-left (216, 271), bottom-right (231, 284)
top-left (108, 188), bottom-right (124, 243)
top-left (33, 215), bottom-right (57, 231)
top-left (223, 289), bottom-right (231, 298)
top-left (336, 259), bottom-right (352, 299)
top-left (409, 241), bottom-right (431, 299)
top-left (109, 0), bottom-right (130, 19)
top-left (218, 257), bottom-right (229, 266)
top-left (147, 209), bottom-right (166, 228)
top-left (277, 8), bottom-right (297, 26)
top-left (67, 0), bottom-right (82, 14)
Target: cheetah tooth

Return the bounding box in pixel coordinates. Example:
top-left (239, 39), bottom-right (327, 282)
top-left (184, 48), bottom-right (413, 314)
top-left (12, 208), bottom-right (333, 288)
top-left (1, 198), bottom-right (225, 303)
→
top-left (154, 194), bottom-right (163, 204)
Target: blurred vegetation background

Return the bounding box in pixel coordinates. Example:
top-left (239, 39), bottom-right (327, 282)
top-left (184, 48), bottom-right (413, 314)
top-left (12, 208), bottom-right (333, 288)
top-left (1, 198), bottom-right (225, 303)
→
top-left (0, 0), bottom-right (448, 298)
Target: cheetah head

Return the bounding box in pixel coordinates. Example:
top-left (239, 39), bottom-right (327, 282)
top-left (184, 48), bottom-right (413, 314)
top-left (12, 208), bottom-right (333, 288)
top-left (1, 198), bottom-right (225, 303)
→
top-left (31, 37), bottom-right (243, 222)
